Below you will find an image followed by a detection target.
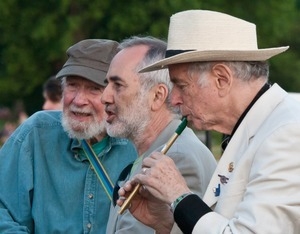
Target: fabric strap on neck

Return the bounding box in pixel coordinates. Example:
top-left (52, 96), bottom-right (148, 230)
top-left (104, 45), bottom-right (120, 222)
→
top-left (81, 139), bottom-right (114, 201)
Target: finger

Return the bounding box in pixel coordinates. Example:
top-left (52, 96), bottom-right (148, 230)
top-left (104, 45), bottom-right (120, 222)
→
top-left (116, 196), bottom-right (126, 206)
top-left (150, 151), bottom-right (165, 160)
top-left (118, 180), bottom-right (135, 197)
top-left (142, 152), bottom-right (164, 168)
top-left (117, 180), bottom-right (138, 206)
top-left (141, 167), bottom-right (149, 175)
top-left (118, 186), bottom-right (126, 197)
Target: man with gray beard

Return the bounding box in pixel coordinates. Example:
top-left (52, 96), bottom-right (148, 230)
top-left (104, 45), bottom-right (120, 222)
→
top-left (102, 36), bottom-right (217, 234)
top-left (0, 39), bottom-right (137, 233)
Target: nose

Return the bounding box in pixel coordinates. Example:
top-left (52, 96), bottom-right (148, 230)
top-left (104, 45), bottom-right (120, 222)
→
top-left (170, 87), bottom-right (183, 108)
top-left (101, 84), bottom-right (113, 105)
top-left (72, 90), bottom-right (89, 106)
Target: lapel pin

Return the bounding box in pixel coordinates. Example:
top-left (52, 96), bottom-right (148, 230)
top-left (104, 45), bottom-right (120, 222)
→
top-left (228, 162), bottom-right (234, 172)
top-left (213, 184), bottom-right (220, 197)
top-left (218, 174), bottom-right (229, 184)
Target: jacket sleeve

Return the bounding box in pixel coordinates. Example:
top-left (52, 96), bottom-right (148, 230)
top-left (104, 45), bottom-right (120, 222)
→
top-left (0, 125), bottom-right (33, 233)
top-left (169, 147), bottom-right (215, 234)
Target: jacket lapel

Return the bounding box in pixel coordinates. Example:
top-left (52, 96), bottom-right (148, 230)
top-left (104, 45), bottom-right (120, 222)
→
top-left (203, 84), bottom-right (287, 207)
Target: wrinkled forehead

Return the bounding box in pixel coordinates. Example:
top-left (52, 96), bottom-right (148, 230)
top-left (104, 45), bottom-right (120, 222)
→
top-left (168, 63), bottom-right (191, 81)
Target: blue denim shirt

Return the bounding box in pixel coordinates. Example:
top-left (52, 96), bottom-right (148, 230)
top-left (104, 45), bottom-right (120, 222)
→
top-left (0, 111), bottom-right (137, 234)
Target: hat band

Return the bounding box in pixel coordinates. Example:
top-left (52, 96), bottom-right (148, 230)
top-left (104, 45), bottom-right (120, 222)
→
top-left (165, 49), bottom-right (195, 58)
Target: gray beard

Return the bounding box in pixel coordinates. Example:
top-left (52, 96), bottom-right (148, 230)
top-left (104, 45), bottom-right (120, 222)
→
top-left (105, 95), bottom-right (150, 142)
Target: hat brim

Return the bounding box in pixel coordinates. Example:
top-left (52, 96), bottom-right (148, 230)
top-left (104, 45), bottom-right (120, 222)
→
top-left (139, 46), bottom-right (289, 73)
top-left (56, 65), bottom-right (107, 86)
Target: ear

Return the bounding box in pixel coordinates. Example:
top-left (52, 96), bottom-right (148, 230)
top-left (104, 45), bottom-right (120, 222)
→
top-left (211, 64), bottom-right (233, 97)
top-left (151, 84), bottom-right (168, 111)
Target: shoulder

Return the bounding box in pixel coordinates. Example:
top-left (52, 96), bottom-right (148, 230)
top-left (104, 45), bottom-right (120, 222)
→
top-left (263, 84), bottom-right (300, 124)
top-left (106, 137), bottom-right (138, 162)
top-left (109, 137), bottom-right (133, 146)
top-left (168, 126), bottom-right (216, 165)
top-left (109, 137), bottom-right (137, 151)
top-left (26, 110), bottom-right (62, 127)
top-left (8, 110), bottom-right (64, 143)
top-left (259, 93), bottom-right (300, 133)
top-left (179, 127), bottom-right (212, 154)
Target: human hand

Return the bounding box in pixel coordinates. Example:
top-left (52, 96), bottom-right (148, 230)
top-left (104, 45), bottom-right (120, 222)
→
top-left (117, 179), bottom-right (174, 233)
top-left (134, 151), bottom-right (191, 204)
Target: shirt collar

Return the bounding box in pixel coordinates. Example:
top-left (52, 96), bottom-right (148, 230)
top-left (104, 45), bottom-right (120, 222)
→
top-left (71, 136), bottom-right (110, 162)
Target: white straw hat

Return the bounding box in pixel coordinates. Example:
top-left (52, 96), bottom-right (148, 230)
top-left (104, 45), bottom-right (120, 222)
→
top-left (140, 10), bottom-right (289, 72)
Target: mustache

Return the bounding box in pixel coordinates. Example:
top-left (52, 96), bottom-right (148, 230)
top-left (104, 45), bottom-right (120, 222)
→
top-left (68, 105), bottom-right (93, 115)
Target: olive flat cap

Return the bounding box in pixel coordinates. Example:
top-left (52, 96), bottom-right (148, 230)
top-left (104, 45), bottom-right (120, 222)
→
top-left (56, 39), bottom-right (119, 86)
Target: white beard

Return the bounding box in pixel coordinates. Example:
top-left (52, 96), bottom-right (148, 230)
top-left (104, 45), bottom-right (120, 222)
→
top-left (61, 111), bottom-right (106, 140)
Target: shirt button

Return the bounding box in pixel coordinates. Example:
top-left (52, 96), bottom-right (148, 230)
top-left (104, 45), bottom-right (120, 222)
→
top-left (87, 223), bottom-right (92, 229)
top-left (88, 194), bottom-right (94, 199)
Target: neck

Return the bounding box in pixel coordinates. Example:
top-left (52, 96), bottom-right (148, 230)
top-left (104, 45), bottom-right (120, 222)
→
top-left (133, 112), bottom-right (174, 155)
top-left (87, 132), bottom-right (107, 145)
top-left (216, 79), bottom-right (268, 134)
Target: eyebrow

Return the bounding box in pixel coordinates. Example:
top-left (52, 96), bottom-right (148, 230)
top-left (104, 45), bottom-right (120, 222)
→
top-left (104, 76), bottom-right (120, 85)
top-left (106, 76), bottom-right (123, 83)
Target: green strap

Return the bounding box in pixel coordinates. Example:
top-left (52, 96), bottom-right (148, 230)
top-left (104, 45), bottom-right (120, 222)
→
top-left (81, 140), bottom-right (114, 201)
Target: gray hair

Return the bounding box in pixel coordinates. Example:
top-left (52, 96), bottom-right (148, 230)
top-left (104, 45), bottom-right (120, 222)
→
top-left (60, 77), bottom-right (66, 87)
top-left (119, 36), bottom-right (179, 115)
top-left (188, 61), bottom-right (269, 86)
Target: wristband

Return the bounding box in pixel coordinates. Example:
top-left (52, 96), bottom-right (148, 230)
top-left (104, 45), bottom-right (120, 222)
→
top-left (170, 192), bottom-right (193, 213)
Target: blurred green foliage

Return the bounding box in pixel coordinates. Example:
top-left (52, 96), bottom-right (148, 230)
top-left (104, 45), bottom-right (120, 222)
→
top-left (0, 0), bottom-right (300, 115)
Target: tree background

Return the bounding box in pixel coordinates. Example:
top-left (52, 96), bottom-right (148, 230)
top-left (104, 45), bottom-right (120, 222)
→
top-left (0, 0), bottom-right (299, 117)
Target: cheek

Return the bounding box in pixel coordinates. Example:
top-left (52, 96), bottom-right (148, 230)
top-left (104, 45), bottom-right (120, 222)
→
top-left (97, 110), bottom-right (107, 123)
top-left (62, 94), bottom-right (72, 106)
top-left (93, 100), bottom-right (106, 115)
top-left (182, 91), bottom-right (206, 115)
top-left (182, 90), bottom-right (197, 106)
top-left (115, 94), bottom-right (132, 108)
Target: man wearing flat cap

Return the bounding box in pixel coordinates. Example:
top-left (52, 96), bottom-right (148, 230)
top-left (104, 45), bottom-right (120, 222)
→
top-left (117, 10), bottom-right (300, 233)
top-left (0, 39), bottom-right (137, 233)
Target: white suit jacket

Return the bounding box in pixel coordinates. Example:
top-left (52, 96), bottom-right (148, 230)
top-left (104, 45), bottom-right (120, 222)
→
top-left (193, 84), bottom-right (300, 233)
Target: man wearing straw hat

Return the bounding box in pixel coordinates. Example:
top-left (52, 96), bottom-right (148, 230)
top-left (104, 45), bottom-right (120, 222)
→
top-left (117, 10), bottom-right (300, 233)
